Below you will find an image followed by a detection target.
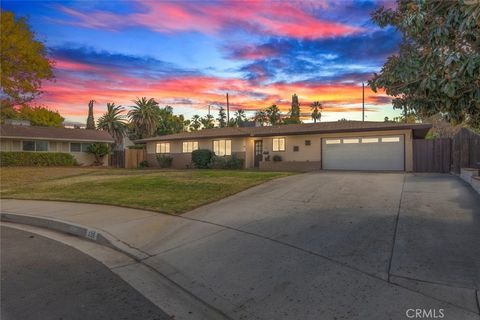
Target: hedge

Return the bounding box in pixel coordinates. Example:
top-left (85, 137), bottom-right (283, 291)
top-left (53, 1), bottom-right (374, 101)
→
top-left (192, 149), bottom-right (214, 168)
top-left (0, 152), bottom-right (78, 167)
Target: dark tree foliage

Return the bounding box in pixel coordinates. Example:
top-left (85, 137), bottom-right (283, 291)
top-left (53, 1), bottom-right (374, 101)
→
top-left (369, 1), bottom-right (480, 128)
top-left (86, 100), bottom-right (96, 129)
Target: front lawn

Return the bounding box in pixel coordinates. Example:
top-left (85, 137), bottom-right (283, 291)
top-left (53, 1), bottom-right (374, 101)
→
top-left (0, 167), bottom-right (293, 214)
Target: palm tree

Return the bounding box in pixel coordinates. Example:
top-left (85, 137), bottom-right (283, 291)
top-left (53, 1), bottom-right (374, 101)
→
top-left (254, 110), bottom-right (268, 126)
top-left (266, 104), bottom-right (281, 125)
top-left (310, 101), bottom-right (322, 123)
top-left (200, 114), bottom-right (215, 129)
top-left (97, 102), bottom-right (128, 149)
top-left (190, 114), bottom-right (201, 131)
top-left (233, 109), bottom-right (246, 126)
top-left (128, 97), bottom-right (160, 139)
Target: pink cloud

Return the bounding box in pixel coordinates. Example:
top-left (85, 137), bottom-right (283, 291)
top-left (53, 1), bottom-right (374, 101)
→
top-left (57, 0), bottom-right (363, 39)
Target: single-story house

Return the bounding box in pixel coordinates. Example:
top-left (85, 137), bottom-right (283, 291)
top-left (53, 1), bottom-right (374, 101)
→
top-left (136, 121), bottom-right (432, 171)
top-left (0, 124), bottom-right (114, 166)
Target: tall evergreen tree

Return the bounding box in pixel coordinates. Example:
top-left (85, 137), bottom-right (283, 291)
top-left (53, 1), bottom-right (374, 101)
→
top-left (265, 104), bottom-right (282, 125)
top-left (290, 94), bottom-right (301, 120)
top-left (217, 106), bottom-right (227, 128)
top-left (86, 100), bottom-right (96, 129)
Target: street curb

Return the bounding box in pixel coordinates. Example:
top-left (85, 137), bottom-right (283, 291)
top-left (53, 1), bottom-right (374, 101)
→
top-left (0, 212), bottom-right (150, 261)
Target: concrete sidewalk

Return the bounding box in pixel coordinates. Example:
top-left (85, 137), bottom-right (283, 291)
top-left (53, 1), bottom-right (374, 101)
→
top-left (1, 172), bottom-right (479, 320)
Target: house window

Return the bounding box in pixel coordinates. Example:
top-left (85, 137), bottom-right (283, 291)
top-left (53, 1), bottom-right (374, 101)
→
top-left (156, 142), bottom-right (170, 154)
top-left (382, 137), bottom-right (400, 143)
top-left (70, 143), bottom-right (81, 152)
top-left (343, 138), bottom-right (359, 144)
top-left (272, 138), bottom-right (285, 151)
top-left (362, 138), bottom-right (379, 143)
top-left (293, 146), bottom-right (299, 152)
top-left (22, 141), bottom-right (35, 151)
top-left (182, 141), bottom-right (198, 153)
top-left (70, 143), bottom-right (92, 152)
top-left (23, 140), bottom-right (48, 151)
top-left (212, 139), bottom-right (231, 156)
top-left (305, 140), bottom-right (311, 146)
top-left (325, 139), bottom-right (341, 145)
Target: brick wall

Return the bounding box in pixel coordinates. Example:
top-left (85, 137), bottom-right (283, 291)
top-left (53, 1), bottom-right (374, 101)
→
top-left (259, 161), bottom-right (321, 172)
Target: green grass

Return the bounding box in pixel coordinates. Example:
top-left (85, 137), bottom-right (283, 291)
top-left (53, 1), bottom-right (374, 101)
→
top-left (0, 167), bottom-right (293, 214)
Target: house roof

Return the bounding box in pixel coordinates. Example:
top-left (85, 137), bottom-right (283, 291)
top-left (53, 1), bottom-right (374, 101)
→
top-left (136, 121), bottom-right (432, 142)
top-left (0, 125), bottom-right (115, 143)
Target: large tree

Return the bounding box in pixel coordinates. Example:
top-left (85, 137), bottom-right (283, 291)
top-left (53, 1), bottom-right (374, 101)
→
top-left (128, 97), bottom-right (160, 139)
top-left (310, 101), bottom-right (323, 123)
top-left (97, 103), bottom-right (128, 148)
top-left (285, 94), bottom-right (302, 124)
top-left (369, 1), bottom-right (480, 128)
top-left (190, 114), bottom-right (201, 131)
top-left (0, 11), bottom-right (54, 105)
top-left (200, 114), bottom-right (215, 129)
top-left (217, 106), bottom-right (227, 128)
top-left (1, 104), bottom-right (64, 127)
top-left (157, 105), bottom-right (187, 135)
top-left (86, 100), bottom-right (96, 129)
top-left (254, 110), bottom-right (268, 126)
top-left (265, 104), bottom-right (282, 125)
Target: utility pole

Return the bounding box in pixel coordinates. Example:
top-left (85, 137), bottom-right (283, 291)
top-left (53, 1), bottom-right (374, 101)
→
top-left (362, 82), bottom-right (365, 122)
top-left (208, 104), bottom-right (211, 116)
top-left (226, 93), bottom-right (230, 124)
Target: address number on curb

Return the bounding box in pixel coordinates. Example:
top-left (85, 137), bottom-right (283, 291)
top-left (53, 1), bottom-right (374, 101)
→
top-left (86, 229), bottom-right (98, 241)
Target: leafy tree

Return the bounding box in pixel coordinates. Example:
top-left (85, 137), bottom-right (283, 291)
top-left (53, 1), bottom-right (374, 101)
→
top-left (265, 104), bottom-right (282, 125)
top-left (157, 105), bottom-right (187, 135)
top-left (254, 110), bottom-right (268, 126)
top-left (217, 106), bottom-right (227, 128)
top-left (128, 97), bottom-right (160, 138)
top-left (0, 11), bottom-right (54, 105)
top-left (86, 143), bottom-right (111, 166)
top-left (200, 114), bottom-right (215, 129)
top-left (97, 103), bottom-right (127, 149)
top-left (310, 101), bottom-right (323, 123)
top-left (18, 105), bottom-right (64, 127)
top-left (190, 114), bottom-right (201, 131)
top-left (86, 100), bottom-right (96, 129)
top-left (1, 104), bottom-right (64, 127)
top-left (286, 94), bottom-right (302, 124)
top-left (369, 1), bottom-right (480, 128)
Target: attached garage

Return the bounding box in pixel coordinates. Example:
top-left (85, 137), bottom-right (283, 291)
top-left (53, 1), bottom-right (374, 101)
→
top-left (322, 135), bottom-right (405, 171)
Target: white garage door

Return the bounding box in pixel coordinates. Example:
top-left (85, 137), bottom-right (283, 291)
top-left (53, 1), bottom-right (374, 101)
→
top-left (322, 135), bottom-right (404, 171)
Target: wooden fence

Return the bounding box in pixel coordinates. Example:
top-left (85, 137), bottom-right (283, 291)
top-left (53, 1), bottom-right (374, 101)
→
top-left (452, 128), bottom-right (480, 173)
top-left (109, 150), bottom-right (125, 168)
top-left (109, 149), bottom-right (145, 168)
top-left (124, 148), bottom-right (146, 169)
top-left (413, 138), bottom-right (451, 173)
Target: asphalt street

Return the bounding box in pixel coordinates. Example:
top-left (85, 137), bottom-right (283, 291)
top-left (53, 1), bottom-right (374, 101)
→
top-left (1, 226), bottom-right (170, 320)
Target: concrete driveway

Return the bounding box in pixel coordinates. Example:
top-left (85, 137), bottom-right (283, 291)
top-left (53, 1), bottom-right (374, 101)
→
top-left (2, 172), bottom-right (480, 319)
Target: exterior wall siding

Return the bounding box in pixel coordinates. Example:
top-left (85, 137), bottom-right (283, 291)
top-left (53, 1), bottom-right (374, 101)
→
top-left (0, 138), bottom-right (106, 166)
top-left (144, 129), bottom-right (414, 172)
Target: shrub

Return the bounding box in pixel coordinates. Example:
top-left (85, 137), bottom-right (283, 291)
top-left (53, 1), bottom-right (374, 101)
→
top-left (0, 152), bottom-right (77, 167)
top-left (209, 154), bottom-right (244, 169)
top-left (138, 160), bottom-right (149, 168)
top-left (192, 149), bottom-right (214, 169)
top-left (272, 155), bottom-right (282, 162)
top-left (86, 143), bottom-right (110, 166)
top-left (156, 154), bottom-right (173, 168)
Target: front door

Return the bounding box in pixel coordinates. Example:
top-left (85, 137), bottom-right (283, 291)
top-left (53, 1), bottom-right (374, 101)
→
top-left (254, 140), bottom-right (263, 168)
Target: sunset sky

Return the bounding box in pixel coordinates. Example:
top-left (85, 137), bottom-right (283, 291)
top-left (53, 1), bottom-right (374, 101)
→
top-left (2, 0), bottom-right (403, 124)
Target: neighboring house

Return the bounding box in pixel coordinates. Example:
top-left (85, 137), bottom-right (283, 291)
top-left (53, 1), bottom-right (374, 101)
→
top-left (136, 121), bottom-right (432, 171)
top-left (0, 124), bottom-right (114, 166)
